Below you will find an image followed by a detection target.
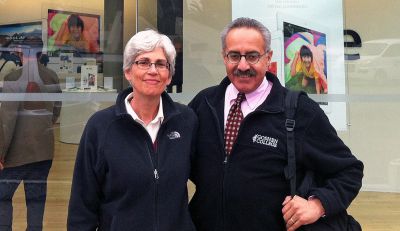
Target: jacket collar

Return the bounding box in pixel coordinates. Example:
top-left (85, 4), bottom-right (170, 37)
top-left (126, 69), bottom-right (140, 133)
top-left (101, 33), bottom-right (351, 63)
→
top-left (260, 72), bottom-right (286, 113)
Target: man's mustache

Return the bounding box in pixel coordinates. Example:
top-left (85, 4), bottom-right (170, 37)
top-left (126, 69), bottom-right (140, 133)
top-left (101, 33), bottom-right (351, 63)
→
top-left (233, 69), bottom-right (256, 77)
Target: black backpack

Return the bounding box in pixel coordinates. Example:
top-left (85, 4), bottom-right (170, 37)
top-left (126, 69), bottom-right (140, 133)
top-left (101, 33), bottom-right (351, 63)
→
top-left (284, 90), bottom-right (362, 231)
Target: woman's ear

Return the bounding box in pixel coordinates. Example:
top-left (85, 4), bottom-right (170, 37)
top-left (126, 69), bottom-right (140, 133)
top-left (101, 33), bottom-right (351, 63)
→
top-left (124, 69), bottom-right (132, 82)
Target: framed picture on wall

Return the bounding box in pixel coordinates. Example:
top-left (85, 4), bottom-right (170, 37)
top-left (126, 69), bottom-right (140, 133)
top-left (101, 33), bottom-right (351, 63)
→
top-left (0, 22), bottom-right (42, 47)
top-left (47, 9), bottom-right (100, 54)
top-left (281, 21), bottom-right (328, 96)
top-left (277, 13), bottom-right (330, 112)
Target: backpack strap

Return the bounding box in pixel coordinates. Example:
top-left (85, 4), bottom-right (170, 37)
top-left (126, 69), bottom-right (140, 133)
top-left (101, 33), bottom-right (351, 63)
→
top-left (284, 90), bottom-right (303, 198)
top-left (0, 60), bottom-right (8, 73)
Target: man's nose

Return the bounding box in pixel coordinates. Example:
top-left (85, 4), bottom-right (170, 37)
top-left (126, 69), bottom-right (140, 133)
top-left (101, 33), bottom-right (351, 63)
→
top-left (237, 56), bottom-right (250, 71)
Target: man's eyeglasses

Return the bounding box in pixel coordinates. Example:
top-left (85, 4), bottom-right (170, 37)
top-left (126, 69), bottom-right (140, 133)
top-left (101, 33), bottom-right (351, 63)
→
top-left (225, 52), bottom-right (266, 65)
top-left (134, 60), bottom-right (170, 70)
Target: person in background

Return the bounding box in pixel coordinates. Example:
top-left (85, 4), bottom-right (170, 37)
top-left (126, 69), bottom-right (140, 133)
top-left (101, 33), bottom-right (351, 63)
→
top-left (0, 40), bottom-right (62, 231)
top-left (67, 29), bottom-right (197, 231)
top-left (188, 17), bottom-right (363, 231)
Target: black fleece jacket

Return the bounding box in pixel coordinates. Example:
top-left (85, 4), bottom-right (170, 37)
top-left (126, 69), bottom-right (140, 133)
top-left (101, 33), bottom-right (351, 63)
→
top-left (68, 87), bottom-right (198, 231)
top-left (188, 73), bottom-right (363, 231)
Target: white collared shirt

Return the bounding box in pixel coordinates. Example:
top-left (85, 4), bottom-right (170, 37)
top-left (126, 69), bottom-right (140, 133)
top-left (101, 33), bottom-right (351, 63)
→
top-left (124, 92), bottom-right (164, 143)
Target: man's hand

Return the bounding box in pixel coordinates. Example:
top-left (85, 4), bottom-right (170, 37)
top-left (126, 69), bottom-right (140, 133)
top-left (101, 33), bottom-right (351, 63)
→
top-left (282, 195), bottom-right (325, 231)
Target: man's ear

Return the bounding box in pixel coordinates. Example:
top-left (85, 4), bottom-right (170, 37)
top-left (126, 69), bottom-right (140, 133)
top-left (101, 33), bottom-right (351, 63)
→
top-left (265, 50), bottom-right (273, 67)
top-left (267, 50), bottom-right (273, 62)
top-left (221, 51), bottom-right (228, 65)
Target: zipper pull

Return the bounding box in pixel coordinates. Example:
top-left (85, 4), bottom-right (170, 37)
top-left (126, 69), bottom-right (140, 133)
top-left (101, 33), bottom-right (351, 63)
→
top-left (223, 155), bottom-right (228, 164)
top-left (154, 169), bottom-right (159, 180)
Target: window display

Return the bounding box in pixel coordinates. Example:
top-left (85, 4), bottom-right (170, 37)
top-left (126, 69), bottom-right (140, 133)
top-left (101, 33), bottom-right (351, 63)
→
top-left (47, 9), bottom-right (100, 54)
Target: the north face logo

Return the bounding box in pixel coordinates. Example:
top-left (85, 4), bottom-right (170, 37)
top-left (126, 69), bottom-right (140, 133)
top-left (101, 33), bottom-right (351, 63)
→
top-left (167, 131), bottom-right (181, 140)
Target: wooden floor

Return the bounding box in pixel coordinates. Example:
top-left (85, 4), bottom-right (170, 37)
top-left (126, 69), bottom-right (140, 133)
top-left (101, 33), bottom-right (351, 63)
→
top-left (8, 126), bottom-right (400, 230)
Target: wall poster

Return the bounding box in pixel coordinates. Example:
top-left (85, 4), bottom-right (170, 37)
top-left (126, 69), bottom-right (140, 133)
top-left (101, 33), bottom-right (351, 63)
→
top-left (0, 22), bottom-right (42, 47)
top-left (47, 9), bottom-right (100, 54)
top-left (232, 0), bottom-right (347, 130)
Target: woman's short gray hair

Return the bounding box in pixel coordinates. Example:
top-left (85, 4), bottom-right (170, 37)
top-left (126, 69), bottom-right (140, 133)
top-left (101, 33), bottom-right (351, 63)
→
top-left (220, 17), bottom-right (271, 53)
top-left (123, 29), bottom-right (176, 77)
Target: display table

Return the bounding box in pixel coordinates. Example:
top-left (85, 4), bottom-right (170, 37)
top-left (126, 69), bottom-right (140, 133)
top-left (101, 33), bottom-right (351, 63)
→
top-left (59, 88), bottom-right (117, 144)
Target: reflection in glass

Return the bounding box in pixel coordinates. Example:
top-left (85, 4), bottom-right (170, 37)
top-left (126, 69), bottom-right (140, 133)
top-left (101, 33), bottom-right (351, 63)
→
top-left (0, 40), bottom-right (61, 230)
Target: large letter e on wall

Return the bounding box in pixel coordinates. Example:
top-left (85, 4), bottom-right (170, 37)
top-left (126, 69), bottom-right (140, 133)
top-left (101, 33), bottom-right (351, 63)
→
top-left (344, 29), bottom-right (362, 60)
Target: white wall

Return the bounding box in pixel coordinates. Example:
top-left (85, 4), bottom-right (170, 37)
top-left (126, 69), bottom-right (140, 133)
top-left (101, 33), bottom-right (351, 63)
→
top-left (344, 0), bottom-right (400, 41)
top-left (0, 0), bottom-right (104, 24)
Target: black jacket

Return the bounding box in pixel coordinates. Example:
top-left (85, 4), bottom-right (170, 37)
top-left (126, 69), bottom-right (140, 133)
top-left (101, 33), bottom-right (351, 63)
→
top-left (67, 87), bottom-right (198, 231)
top-left (188, 73), bottom-right (363, 231)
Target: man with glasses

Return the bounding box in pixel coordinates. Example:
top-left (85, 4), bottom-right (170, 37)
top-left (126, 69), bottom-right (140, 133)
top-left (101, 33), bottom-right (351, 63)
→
top-left (67, 29), bottom-right (197, 231)
top-left (188, 17), bottom-right (363, 231)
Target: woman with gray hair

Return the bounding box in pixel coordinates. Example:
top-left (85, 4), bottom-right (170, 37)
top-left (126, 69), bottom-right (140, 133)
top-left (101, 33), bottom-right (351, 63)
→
top-left (67, 29), bottom-right (197, 231)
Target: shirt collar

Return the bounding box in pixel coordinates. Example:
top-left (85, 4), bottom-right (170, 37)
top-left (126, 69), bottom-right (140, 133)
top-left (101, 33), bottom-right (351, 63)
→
top-left (226, 77), bottom-right (269, 110)
top-left (124, 92), bottom-right (164, 125)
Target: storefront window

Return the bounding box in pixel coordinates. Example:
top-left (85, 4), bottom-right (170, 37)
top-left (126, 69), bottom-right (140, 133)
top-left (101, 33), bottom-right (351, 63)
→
top-left (0, 0), bottom-right (399, 230)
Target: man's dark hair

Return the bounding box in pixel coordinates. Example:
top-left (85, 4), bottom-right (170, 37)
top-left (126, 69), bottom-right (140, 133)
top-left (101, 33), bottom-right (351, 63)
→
top-left (299, 45), bottom-right (313, 60)
top-left (68, 14), bottom-right (84, 31)
top-left (221, 17), bottom-right (271, 53)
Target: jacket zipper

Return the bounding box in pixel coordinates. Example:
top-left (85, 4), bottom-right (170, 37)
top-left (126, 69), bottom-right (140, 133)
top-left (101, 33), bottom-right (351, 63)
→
top-left (145, 141), bottom-right (159, 231)
top-left (205, 97), bottom-right (283, 230)
top-left (220, 110), bottom-right (281, 230)
top-left (150, 115), bottom-right (175, 231)
top-left (222, 153), bottom-right (229, 230)
top-left (154, 144), bottom-right (159, 231)
top-left (221, 114), bottom-right (249, 230)
top-left (125, 109), bottom-right (179, 231)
